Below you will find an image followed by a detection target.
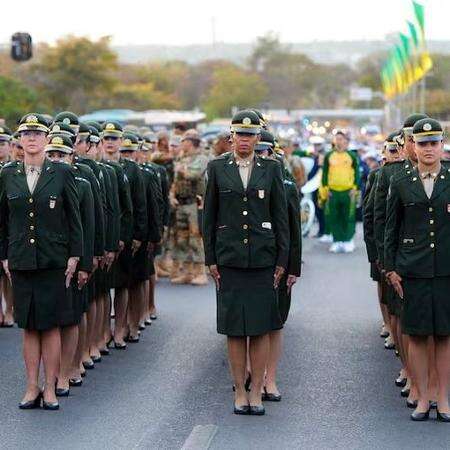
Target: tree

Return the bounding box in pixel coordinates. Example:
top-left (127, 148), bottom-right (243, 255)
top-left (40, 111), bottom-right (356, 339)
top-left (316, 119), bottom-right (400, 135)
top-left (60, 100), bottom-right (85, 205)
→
top-left (202, 65), bottom-right (267, 119)
top-left (0, 76), bottom-right (39, 125)
top-left (29, 36), bottom-right (118, 113)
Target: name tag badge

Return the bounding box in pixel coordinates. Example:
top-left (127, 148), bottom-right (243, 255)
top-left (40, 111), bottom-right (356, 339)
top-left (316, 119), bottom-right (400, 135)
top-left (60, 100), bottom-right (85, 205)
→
top-left (258, 189), bottom-right (265, 199)
top-left (49, 199), bottom-right (56, 209)
top-left (403, 238), bottom-right (414, 244)
top-left (262, 222), bottom-right (272, 230)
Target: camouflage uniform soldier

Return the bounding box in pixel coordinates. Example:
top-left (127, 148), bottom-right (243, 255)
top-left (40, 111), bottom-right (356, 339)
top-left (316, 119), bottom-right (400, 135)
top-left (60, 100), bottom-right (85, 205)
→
top-left (170, 131), bottom-right (209, 285)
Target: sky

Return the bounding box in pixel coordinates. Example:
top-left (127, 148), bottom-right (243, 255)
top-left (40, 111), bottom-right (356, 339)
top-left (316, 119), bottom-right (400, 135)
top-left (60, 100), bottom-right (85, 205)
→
top-left (1, 0), bottom-right (449, 46)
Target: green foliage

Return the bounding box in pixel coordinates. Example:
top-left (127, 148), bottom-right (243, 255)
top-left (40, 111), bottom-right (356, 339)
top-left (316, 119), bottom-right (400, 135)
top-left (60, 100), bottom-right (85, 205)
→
top-left (0, 76), bottom-right (39, 125)
top-left (202, 65), bottom-right (267, 119)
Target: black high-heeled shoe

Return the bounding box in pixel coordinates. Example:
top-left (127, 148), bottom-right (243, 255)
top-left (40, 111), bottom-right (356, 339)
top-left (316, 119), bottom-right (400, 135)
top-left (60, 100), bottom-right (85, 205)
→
top-left (82, 360), bottom-right (95, 370)
top-left (43, 400), bottom-right (59, 411)
top-left (91, 355), bottom-right (102, 363)
top-left (437, 410), bottom-right (450, 422)
top-left (233, 404), bottom-right (250, 415)
top-left (139, 324), bottom-right (146, 331)
top-left (55, 387), bottom-right (70, 397)
top-left (262, 387), bottom-right (281, 402)
top-left (401, 387), bottom-right (410, 398)
top-left (249, 405), bottom-right (265, 416)
top-left (19, 392), bottom-right (42, 410)
top-left (150, 314), bottom-right (157, 320)
top-left (395, 376), bottom-right (407, 387)
top-left (100, 347), bottom-right (110, 356)
top-left (411, 408), bottom-right (430, 421)
top-left (144, 319), bottom-right (152, 326)
top-left (128, 335), bottom-right (140, 343)
top-left (114, 341), bottom-right (127, 350)
top-left (407, 399), bottom-right (418, 409)
top-left (69, 378), bottom-right (83, 387)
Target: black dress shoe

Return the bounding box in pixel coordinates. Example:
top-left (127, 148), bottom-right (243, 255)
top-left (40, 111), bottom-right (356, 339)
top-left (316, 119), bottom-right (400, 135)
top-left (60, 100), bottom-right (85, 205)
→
top-left (139, 324), bottom-right (146, 331)
top-left (43, 400), bottom-right (59, 411)
top-left (411, 409), bottom-right (430, 421)
top-left (82, 360), bottom-right (95, 370)
top-left (144, 319), bottom-right (152, 326)
top-left (395, 377), bottom-right (407, 387)
top-left (437, 410), bottom-right (450, 422)
top-left (380, 330), bottom-right (390, 338)
top-left (19, 393), bottom-right (42, 410)
top-left (407, 399), bottom-right (418, 409)
top-left (150, 314), bottom-right (157, 320)
top-left (114, 341), bottom-right (127, 350)
top-left (384, 341), bottom-right (395, 350)
top-left (262, 387), bottom-right (281, 402)
top-left (55, 387), bottom-right (70, 397)
top-left (128, 335), bottom-right (140, 343)
top-left (91, 355), bottom-right (102, 363)
top-left (69, 378), bottom-right (82, 387)
top-left (233, 404), bottom-right (250, 415)
top-left (249, 405), bottom-right (265, 416)
top-left (401, 387), bottom-right (410, 398)
top-left (100, 348), bottom-right (110, 356)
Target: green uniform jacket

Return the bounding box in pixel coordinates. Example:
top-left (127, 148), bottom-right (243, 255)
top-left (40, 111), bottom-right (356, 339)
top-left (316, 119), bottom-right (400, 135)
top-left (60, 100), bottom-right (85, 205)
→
top-left (203, 153), bottom-right (289, 269)
top-left (120, 158), bottom-right (148, 242)
top-left (363, 168), bottom-right (379, 263)
top-left (384, 166), bottom-right (450, 278)
top-left (74, 176), bottom-right (95, 272)
top-left (373, 160), bottom-right (411, 267)
top-left (103, 159), bottom-right (133, 244)
top-left (140, 166), bottom-right (162, 243)
top-left (0, 159), bottom-right (83, 270)
top-left (147, 162), bottom-right (170, 228)
top-left (99, 163), bottom-right (120, 252)
top-left (284, 179), bottom-right (302, 276)
top-left (74, 156), bottom-right (105, 257)
top-left (73, 161), bottom-right (105, 258)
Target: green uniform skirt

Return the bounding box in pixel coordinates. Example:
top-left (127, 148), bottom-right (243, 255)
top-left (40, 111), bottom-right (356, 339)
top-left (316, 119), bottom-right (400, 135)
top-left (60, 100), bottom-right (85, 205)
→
top-left (380, 278), bottom-right (389, 305)
top-left (370, 262), bottom-right (381, 282)
top-left (11, 269), bottom-right (73, 331)
top-left (402, 276), bottom-right (450, 336)
top-left (386, 284), bottom-right (402, 317)
top-left (131, 243), bottom-right (151, 283)
top-left (278, 273), bottom-right (291, 324)
top-left (216, 266), bottom-right (282, 337)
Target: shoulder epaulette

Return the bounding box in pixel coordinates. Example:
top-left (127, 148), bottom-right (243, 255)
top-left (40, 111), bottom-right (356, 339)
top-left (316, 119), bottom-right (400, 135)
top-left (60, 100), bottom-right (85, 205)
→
top-left (2, 161), bottom-right (19, 169)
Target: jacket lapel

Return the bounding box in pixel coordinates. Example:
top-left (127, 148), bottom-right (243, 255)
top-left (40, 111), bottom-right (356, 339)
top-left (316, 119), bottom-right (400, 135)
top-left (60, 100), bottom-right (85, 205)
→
top-left (247, 156), bottom-right (266, 189)
top-left (430, 167), bottom-right (450, 201)
top-left (223, 156), bottom-right (244, 193)
top-left (408, 172), bottom-right (429, 202)
top-left (12, 162), bottom-right (31, 195)
top-left (33, 159), bottom-right (55, 196)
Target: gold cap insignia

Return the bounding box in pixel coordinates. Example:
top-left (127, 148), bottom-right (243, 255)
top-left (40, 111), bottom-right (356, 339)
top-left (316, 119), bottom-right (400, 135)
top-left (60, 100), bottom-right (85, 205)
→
top-left (52, 136), bottom-right (63, 145)
top-left (423, 123), bottom-right (432, 131)
top-left (26, 115), bottom-right (38, 123)
top-left (62, 118), bottom-right (71, 125)
top-left (105, 123), bottom-right (115, 130)
top-left (52, 125), bottom-right (61, 132)
top-left (0, 128), bottom-right (3, 133)
top-left (243, 117), bottom-right (252, 125)
top-left (123, 139), bottom-right (132, 146)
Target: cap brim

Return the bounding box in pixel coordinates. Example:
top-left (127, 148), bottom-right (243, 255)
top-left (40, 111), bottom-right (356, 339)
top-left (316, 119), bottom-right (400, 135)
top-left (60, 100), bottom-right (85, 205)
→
top-left (255, 143), bottom-right (273, 151)
top-left (414, 134), bottom-right (443, 143)
top-left (45, 145), bottom-right (73, 154)
top-left (232, 127), bottom-right (260, 134)
top-left (102, 131), bottom-right (123, 138)
top-left (18, 124), bottom-right (49, 133)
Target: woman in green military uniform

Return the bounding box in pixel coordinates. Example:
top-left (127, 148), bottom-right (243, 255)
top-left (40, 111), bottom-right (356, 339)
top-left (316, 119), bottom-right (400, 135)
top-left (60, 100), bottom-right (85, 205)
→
top-left (0, 114), bottom-right (83, 410)
top-left (203, 110), bottom-right (289, 416)
top-left (253, 130), bottom-right (302, 402)
top-left (385, 118), bottom-right (450, 422)
top-left (44, 135), bottom-right (94, 395)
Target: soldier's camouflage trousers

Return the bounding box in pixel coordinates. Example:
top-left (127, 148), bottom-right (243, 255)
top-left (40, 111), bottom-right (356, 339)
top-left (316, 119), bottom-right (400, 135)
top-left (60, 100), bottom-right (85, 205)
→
top-left (172, 202), bottom-right (205, 264)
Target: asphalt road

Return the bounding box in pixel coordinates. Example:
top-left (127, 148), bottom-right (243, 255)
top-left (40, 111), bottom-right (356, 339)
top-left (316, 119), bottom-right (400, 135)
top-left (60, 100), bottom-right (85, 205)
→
top-left (1, 228), bottom-right (449, 450)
